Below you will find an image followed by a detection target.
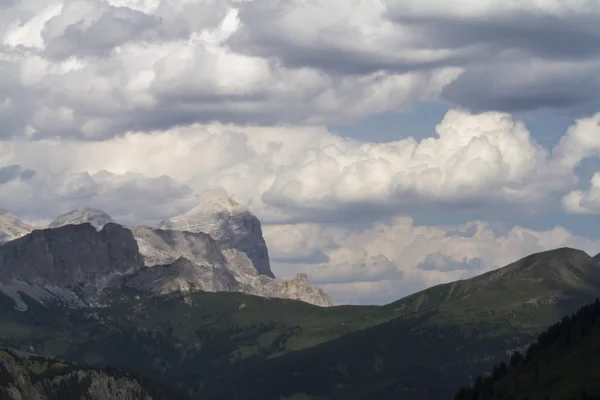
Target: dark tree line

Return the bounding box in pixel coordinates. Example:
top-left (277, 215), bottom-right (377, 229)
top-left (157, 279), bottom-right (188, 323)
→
top-left (454, 298), bottom-right (600, 400)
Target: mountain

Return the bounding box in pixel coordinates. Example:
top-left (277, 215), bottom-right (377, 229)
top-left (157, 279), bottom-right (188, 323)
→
top-left (0, 348), bottom-right (182, 399)
top-left (19, 203), bottom-right (329, 306)
top-left (1, 247), bottom-right (599, 399)
top-left (159, 195), bottom-right (274, 278)
top-left (188, 247), bottom-right (600, 400)
top-left (455, 298), bottom-right (600, 400)
top-left (48, 206), bottom-right (115, 230)
top-left (129, 226), bottom-right (331, 305)
top-left (0, 223), bottom-right (144, 310)
top-left (0, 210), bottom-right (33, 244)
top-left (0, 222), bottom-right (331, 308)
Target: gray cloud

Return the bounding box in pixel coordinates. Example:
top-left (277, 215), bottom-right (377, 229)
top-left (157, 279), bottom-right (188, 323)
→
top-left (417, 252), bottom-right (485, 272)
top-left (42, 4), bottom-right (168, 59)
top-left (0, 168), bottom-right (199, 224)
top-left (227, 0), bottom-right (600, 116)
top-left (386, 11), bottom-right (600, 61)
top-left (0, 165), bottom-right (35, 184)
top-left (1, 1), bottom-right (600, 141)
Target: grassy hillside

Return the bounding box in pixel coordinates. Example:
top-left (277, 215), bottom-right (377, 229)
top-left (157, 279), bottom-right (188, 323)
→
top-left (454, 298), bottom-right (600, 400)
top-left (1, 247), bottom-right (599, 399)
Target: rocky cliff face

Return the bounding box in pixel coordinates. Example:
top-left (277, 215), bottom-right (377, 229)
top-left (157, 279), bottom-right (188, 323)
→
top-left (0, 211), bottom-right (33, 244)
top-left (124, 256), bottom-right (241, 294)
top-left (0, 349), bottom-right (176, 399)
top-left (0, 223), bottom-right (143, 288)
top-left (251, 273), bottom-right (333, 307)
top-left (0, 206), bottom-right (332, 308)
top-left (0, 223), bottom-right (144, 310)
top-left (158, 195), bottom-right (274, 278)
top-left (48, 207), bottom-right (115, 230)
top-left (127, 226), bottom-right (332, 306)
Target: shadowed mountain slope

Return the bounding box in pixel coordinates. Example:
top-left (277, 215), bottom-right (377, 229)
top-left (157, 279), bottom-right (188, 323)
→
top-left (0, 247), bottom-right (599, 399)
top-left (454, 298), bottom-right (600, 400)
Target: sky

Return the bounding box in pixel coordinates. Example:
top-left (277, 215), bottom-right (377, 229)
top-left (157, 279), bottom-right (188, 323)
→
top-left (2, 0), bottom-right (600, 305)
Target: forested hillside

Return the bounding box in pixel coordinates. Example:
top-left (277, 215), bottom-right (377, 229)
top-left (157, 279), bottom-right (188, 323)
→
top-left (0, 348), bottom-right (183, 399)
top-left (455, 298), bottom-right (600, 400)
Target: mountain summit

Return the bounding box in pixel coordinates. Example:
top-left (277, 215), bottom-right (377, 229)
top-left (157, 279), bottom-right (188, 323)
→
top-left (159, 195), bottom-right (274, 278)
top-left (48, 206), bottom-right (115, 230)
top-left (0, 210), bottom-right (34, 244)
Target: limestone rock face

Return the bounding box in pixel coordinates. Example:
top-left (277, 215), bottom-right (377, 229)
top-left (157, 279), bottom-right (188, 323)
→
top-left (127, 226), bottom-right (332, 306)
top-left (0, 211), bottom-right (33, 244)
top-left (0, 206), bottom-right (333, 308)
top-left (252, 273), bottom-right (333, 307)
top-left (124, 257), bottom-right (241, 294)
top-left (0, 223), bottom-right (144, 309)
top-left (158, 195), bottom-right (274, 278)
top-left (48, 207), bottom-right (115, 230)
top-left (129, 226), bottom-right (227, 268)
top-left (0, 350), bottom-right (170, 399)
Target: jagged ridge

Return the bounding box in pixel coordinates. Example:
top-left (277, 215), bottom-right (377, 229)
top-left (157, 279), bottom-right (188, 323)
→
top-left (0, 222), bottom-right (332, 308)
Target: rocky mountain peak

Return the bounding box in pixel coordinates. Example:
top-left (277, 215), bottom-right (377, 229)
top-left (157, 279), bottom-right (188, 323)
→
top-left (48, 206), bottom-right (115, 230)
top-left (189, 194), bottom-right (248, 214)
top-left (159, 195), bottom-right (274, 278)
top-left (0, 210), bottom-right (34, 244)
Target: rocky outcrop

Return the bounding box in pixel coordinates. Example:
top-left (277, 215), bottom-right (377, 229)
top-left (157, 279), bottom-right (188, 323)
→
top-left (0, 211), bottom-right (33, 244)
top-left (251, 273), bottom-right (333, 307)
top-left (129, 226), bottom-right (227, 268)
top-left (127, 226), bottom-right (332, 306)
top-left (159, 195), bottom-right (274, 278)
top-left (0, 349), bottom-right (177, 399)
top-left (0, 207), bottom-right (332, 308)
top-left (0, 223), bottom-right (143, 288)
top-left (0, 223), bottom-right (144, 309)
top-left (48, 207), bottom-right (115, 230)
top-left (124, 257), bottom-right (241, 294)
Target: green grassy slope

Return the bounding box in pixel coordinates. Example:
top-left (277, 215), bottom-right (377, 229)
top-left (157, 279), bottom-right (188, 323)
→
top-left (1, 247), bottom-right (599, 399)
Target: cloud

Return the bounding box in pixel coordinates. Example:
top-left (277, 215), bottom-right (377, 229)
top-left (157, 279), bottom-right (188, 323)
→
top-left (553, 112), bottom-right (600, 167)
top-left (0, 109), bottom-right (582, 224)
top-left (265, 217), bottom-right (600, 305)
top-left (553, 113), bottom-right (600, 215)
top-left (562, 173), bottom-right (600, 215)
top-left (228, 0), bottom-right (600, 115)
top-left (416, 252), bottom-right (484, 272)
top-left (0, 0), bottom-right (459, 139)
top-left (0, 164), bottom-right (35, 184)
top-left (3, 0), bottom-right (600, 140)
top-left (0, 167), bottom-right (198, 224)
top-left (40, 0), bottom-right (167, 59)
